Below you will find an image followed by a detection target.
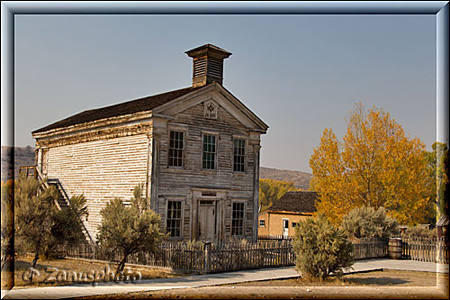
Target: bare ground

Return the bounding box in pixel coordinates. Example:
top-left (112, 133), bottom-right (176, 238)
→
top-left (12, 254), bottom-right (179, 288)
top-left (76, 270), bottom-right (449, 299)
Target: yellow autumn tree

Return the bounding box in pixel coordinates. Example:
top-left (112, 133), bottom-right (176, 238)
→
top-left (259, 179), bottom-right (298, 212)
top-left (310, 103), bottom-right (430, 225)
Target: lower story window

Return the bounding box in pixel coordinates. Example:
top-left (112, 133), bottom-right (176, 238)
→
top-left (167, 201), bottom-right (182, 238)
top-left (259, 219), bottom-right (265, 227)
top-left (232, 202), bottom-right (245, 236)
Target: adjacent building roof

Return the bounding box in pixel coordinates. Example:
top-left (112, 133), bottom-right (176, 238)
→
top-left (33, 86), bottom-right (202, 134)
top-left (268, 191), bottom-right (318, 214)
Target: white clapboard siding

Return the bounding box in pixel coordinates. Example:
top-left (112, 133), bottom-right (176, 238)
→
top-left (47, 134), bottom-right (149, 238)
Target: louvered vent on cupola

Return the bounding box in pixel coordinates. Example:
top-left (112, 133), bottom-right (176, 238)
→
top-left (186, 44), bottom-right (232, 88)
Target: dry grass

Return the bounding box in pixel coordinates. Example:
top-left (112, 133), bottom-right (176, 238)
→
top-left (13, 254), bottom-right (179, 288)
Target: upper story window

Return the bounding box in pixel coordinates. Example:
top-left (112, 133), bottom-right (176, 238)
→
top-left (233, 138), bottom-right (246, 172)
top-left (169, 131), bottom-right (184, 167)
top-left (202, 134), bottom-right (216, 170)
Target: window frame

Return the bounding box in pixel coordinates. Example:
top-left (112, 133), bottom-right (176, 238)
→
top-left (259, 219), bottom-right (266, 227)
top-left (202, 132), bottom-right (218, 171)
top-left (231, 201), bottom-right (246, 237)
top-left (233, 137), bottom-right (246, 173)
top-left (168, 129), bottom-right (186, 168)
top-left (166, 199), bottom-right (184, 239)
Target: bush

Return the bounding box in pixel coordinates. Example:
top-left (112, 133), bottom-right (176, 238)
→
top-left (14, 173), bottom-right (59, 268)
top-left (342, 206), bottom-right (399, 239)
top-left (97, 184), bottom-right (168, 273)
top-left (293, 214), bottom-right (354, 280)
top-left (14, 174), bottom-right (89, 265)
top-left (402, 225), bottom-right (437, 239)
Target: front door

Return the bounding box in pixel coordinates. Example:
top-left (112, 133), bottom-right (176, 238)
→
top-left (199, 200), bottom-right (215, 241)
top-left (282, 219), bottom-right (289, 238)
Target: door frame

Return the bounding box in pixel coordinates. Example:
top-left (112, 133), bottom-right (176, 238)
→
top-left (191, 188), bottom-right (227, 244)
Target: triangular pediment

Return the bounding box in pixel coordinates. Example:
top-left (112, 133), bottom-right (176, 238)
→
top-left (152, 83), bottom-right (268, 133)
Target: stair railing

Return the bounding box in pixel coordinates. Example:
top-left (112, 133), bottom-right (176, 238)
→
top-left (20, 166), bottom-right (95, 244)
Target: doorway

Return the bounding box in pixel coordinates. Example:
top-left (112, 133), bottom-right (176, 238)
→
top-left (282, 218), bottom-right (289, 238)
top-left (198, 200), bottom-right (216, 241)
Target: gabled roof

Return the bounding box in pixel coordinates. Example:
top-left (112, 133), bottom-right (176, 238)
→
top-left (268, 191), bottom-right (318, 214)
top-left (32, 86), bottom-right (202, 134)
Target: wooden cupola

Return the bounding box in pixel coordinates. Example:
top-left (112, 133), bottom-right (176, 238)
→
top-left (185, 44), bottom-right (232, 88)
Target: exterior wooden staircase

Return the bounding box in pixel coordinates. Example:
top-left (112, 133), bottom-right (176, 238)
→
top-left (19, 166), bottom-right (94, 244)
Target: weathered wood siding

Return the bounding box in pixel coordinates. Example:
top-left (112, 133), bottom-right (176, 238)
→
top-left (156, 101), bottom-right (259, 242)
top-left (46, 134), bottom-right (149, 238)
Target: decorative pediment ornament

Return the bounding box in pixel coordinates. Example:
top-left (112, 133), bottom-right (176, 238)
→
top-left (204, 100), bottom-right (218, 119)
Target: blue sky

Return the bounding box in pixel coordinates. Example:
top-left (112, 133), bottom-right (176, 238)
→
top-left (13, 14), bottom-right (436, 172)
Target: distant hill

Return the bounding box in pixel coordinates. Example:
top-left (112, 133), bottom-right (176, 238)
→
top-left (1, 146), bottom-right (35, 180)
top-left (1, 146), bottom-right (313, 189)
top-left (260, 167), bottom-right (312, 190)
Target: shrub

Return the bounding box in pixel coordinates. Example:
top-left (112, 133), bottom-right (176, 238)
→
top-left (14, 174), bottom-right (89, 266)
top-left (97, 185), bottom-right (168, 273)
top-left (48, 194), bottom-right (89, 257)
top-left (342, 206), bottom-right (399, 239)
top-left (14, 173), bottom-right (59, 268)
top-left (402, 225), bottom-right (437, 239)
top-left (293, 214), bottom-right (354, 280)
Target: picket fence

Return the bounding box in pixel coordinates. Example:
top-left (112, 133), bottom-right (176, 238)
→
top-left (62, 237), bottom-right (393, 274)
top-left (60, 237), bottom-right (448, 274)
top-left (401, 237), bottom-right (449, 264)
top-left (351, 238), bottom-right (388, 260)
top-left (61, 240), bottom-right (295, 274)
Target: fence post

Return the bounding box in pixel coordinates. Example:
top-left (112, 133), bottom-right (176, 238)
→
top-left (204, 242), bottom-right (212, 274)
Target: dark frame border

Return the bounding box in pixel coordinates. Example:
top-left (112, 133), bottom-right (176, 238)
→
top-left (1, 1), bottom-right (448, 297)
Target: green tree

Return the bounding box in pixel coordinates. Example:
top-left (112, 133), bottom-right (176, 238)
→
top-left (293, 214), bottom-right (354, 280)
top-left (14, 173), bottom-right (59, 269)
top-left (259, 179), bottom-right (297, 211)
top-left (425, 142), bottom-right (449, 223)
top-left (97, 185), bottom-right (167, 273)
top-left (342, 206), bottom-right (399, 239)
top-left (310, 103), bottom-right (430, 225)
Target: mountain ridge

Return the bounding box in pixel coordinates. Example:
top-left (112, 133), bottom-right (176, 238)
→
top-left (2, 147), bottom-right (313, 189)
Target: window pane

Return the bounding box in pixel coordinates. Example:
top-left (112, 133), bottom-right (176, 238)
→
top-left (167, 200), bottom-right (182, 237)
top-left (203, 135), bottom-right (216, 170)
top-left (233, 139), bottom-right (245, 172)
top-left (169, 131), bottom-right (184, 167)
top-left (232, 202), bottom-right (245, 237)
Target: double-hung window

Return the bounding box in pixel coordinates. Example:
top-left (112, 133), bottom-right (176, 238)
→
top-left (167, 201), bottom-right (182, 238)
top-left (202, 134), bottom-right (216, 170)
top-left (233, 138), bottom-right (245, 172)
top-left (232, 202), bottom-right (245, 237)
top-left (168, 131), bottom-right (184, 167)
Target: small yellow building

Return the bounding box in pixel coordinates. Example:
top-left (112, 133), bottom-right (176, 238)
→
top-left (258, 191), bottom-right (317, 239)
